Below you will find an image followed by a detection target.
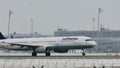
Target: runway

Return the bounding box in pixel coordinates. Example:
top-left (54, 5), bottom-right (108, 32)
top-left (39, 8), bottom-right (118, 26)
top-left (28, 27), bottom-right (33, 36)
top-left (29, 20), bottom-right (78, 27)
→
top-left (0, 53), bottom-right (120, 59)
top-left (0, 53), bottom-right (120, 68)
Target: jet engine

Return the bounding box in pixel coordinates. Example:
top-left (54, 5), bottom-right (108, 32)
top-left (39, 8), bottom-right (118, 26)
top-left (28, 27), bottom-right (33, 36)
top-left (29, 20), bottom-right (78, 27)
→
top-left (35, 46), bottom-right (46, 53)
top-left (54, 48), bottom-right (68, 53)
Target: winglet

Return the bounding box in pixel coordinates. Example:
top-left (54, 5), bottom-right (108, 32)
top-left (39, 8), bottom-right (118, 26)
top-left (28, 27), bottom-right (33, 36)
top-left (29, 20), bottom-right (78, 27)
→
top-left (0, 32), bottom-right (6, 39)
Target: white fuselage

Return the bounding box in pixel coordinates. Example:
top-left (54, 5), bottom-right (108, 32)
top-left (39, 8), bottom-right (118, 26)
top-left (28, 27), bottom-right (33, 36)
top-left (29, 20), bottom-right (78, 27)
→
top-left (0, 36), bottom-right (96, 51)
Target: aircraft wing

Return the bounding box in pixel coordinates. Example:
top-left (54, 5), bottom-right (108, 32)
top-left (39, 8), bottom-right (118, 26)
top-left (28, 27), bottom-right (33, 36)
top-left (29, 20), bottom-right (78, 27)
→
top-left (3, 42), bottom-right (46, 48)
top-left (1, 42), bottom-right (53, 48)
top-left (8, 43), bottom-right (39, 47)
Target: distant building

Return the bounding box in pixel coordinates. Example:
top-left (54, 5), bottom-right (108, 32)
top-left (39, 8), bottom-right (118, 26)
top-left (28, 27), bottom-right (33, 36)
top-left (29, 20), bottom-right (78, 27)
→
top-left (54, 28), bottom-right (120, 38)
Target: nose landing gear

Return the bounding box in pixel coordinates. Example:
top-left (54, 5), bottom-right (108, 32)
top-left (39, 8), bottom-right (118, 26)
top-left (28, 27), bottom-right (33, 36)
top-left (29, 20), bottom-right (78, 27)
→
top-left (82, 52), bottom-right (85, 56)
top-left (82, 49), bottom-right (85, 56)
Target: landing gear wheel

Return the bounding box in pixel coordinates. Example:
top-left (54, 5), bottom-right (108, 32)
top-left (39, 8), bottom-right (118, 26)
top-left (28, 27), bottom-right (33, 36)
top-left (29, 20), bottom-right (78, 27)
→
top-left (82, 49), bottom-right (85, 56)
top-left (32, 52), bottom-right (37, 56)
top-left (45, 52), bottom-right (51, 56)
top-left (82, 52), bottom-right (85, 56)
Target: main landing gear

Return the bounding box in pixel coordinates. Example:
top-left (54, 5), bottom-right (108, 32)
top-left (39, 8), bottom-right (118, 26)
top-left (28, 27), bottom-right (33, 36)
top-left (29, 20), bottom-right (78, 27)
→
top-left (32, 51), bottom-right (51, 56)
top-left (45, 49), bottom-right (51, 56)
top-left (32, 48), bottom-right (51, 56)
top-left (32, 51), bottom-right (37, 56)
top-left (45, 51), bottom-right (51, 56)
top-left (32, 52), bottom-right (51, 56)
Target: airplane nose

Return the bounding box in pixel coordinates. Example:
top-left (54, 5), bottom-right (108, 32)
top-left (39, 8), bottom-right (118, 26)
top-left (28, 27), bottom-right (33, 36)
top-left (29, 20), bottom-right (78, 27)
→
top-left (86, 41), bottom-right (97, 47)
top-left (92, 41), bottom-right (97, 47)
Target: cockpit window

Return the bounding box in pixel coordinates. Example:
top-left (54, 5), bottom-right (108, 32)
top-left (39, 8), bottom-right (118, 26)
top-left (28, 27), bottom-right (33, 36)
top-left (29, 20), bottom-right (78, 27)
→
top-left (85, 39), bottom-right (92, 41)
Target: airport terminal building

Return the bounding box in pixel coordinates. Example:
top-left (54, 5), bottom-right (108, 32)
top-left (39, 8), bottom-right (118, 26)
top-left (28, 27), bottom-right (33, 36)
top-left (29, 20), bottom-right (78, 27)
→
top-left (54, 28), bottom-right (120, 53)
top-left (54, 28), bottom-right (120, 38)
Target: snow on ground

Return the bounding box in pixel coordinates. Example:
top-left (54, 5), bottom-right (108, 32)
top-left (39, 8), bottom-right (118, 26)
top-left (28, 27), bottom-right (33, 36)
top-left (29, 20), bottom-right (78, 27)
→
top-left (0, 58), bottom-right (120, 68)
top-left (0, 52), bottom-right (120, 68)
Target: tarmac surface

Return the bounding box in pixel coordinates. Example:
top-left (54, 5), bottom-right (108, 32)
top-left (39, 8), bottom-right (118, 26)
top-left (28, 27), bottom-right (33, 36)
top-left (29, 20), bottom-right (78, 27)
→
top-left (0, 53), bottom-right (120, 59)
top-left (0, 53), bottom-right (120, 68)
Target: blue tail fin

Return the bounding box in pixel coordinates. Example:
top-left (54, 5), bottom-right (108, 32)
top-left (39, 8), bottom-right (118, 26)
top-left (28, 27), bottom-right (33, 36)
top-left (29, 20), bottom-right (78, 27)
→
top-left (0, 32), bottom-right (6, 39)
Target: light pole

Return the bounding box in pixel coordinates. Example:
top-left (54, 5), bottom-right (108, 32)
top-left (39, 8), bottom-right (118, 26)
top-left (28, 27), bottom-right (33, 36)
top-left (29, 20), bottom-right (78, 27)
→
top-left (92, 18), bottom-right (95, 31)
top-left (97, 8), bottom-right (103, 37)
top-left (92, 17), bottom-right (95, 38)
top-left (96, 8), bottom-right (103, 53)
top-left (30, 19), bottom-right (33, 37)
top-left (8, 10), bottom-right (13, 38)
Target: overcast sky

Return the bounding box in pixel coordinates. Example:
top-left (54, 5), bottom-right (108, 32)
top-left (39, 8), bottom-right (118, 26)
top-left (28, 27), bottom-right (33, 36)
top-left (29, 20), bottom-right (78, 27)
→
top-left (0, 0), bottom-right (120, 35)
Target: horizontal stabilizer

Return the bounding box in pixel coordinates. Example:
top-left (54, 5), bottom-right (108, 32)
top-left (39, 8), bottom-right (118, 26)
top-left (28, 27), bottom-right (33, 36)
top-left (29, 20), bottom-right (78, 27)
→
top-left (0, 32), bottom-right (6, 39)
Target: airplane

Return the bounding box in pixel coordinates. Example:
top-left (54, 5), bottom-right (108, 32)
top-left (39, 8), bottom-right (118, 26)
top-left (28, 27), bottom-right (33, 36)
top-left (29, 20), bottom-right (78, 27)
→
top-left (0, 32), bottom-right (97, 56)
